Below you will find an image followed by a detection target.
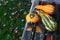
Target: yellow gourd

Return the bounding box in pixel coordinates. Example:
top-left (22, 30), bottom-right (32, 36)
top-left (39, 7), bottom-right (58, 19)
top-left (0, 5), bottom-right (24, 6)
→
top-left (35, 5), bottom-right (55, 15)
top-left (26, 13), bottom-right (38, 23)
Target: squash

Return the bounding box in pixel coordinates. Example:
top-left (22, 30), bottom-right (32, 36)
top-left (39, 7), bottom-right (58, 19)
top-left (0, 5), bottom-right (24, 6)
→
top-left (26, 13), bottom-right (38, 23)
top-left (37, 10), bottom-right (57, 31)
top-left (46, 35), bottom-right (53, 40)
top-left (35, 5), bottom-right (55, 15)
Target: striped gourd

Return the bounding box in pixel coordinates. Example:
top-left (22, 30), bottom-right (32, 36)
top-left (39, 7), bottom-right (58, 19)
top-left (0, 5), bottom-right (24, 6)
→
top-left (37, 10), bottom-right (57, 31)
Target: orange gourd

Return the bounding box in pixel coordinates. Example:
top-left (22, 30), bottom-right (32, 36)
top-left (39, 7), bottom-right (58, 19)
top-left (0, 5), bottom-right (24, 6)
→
top-left (46, 35), bottom-right (53, 40)
top-left (26, 13), bottom-right (38, 23)
top-left (35, 5), bottom-right (55, 15)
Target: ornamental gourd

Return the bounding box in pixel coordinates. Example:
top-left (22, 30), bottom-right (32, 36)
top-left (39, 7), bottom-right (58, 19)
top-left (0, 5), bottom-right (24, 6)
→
top-left (26, 13), bottom-right (38, 23)
top-left (35, 5), bottom-right (55, 15)
top-left (37, 10), bottom-right (57, 31)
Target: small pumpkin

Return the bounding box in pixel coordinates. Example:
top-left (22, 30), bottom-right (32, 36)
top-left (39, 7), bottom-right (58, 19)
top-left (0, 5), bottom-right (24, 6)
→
top-left (35, 5), bottom-right (55, 15)
top-left (26, 13), bottom-right (38, 23)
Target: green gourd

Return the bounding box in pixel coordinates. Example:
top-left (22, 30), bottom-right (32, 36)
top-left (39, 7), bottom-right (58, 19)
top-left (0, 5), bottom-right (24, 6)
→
top-left (37, 10), bottom-right (57, 31)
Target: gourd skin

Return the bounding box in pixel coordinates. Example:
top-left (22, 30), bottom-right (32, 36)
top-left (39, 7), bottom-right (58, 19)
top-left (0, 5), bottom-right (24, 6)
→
top-left (26, 13), bottom-right (39, 23)
top-left (35, 5), bottom-right (55, 15)
top-left (37, 11), bottom-right (57, 31)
